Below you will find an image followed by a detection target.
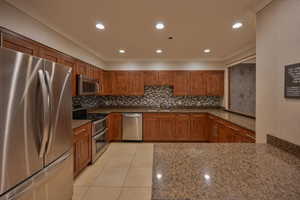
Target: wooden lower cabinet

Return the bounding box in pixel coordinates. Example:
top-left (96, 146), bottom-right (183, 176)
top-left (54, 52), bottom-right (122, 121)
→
top-left (143, 114), bottom-right (175, 141)
top-left (143, 113), bottom-right (255, 143)
top-left (174, 114), bottom-right (190, 141)
top-left (159, 114), bottom-right (176, 141)
top-left (73, 123), bottom-right (92, 177)
top-left (190, 114), bottom-right (208, 141)
top-left (108, 113), bottom-right (122, 141)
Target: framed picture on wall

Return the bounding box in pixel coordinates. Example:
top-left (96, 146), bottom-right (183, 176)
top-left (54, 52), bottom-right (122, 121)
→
top-left (284, 63), bottom-right (300, 98)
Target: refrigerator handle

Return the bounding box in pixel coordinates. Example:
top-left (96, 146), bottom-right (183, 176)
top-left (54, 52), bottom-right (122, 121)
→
top-left (38, 69), bottom-right (50, 158)
top-left (44, 71), bottom-right (54, 155)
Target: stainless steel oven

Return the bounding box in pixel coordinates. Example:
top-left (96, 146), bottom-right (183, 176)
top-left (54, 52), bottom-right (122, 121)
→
top-left (92, 128), bottom-right (108, 163)
top-left (92, 117), bottom-right (107, 136)
top-left (77, 74), bottom-right (100, 95)
top-left (91, 117), bottom-right (108, 163)
top-left (73, 108), bottom-right (109, 164)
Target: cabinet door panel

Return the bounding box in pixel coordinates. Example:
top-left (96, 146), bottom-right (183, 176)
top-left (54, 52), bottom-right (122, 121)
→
top-left (190, 114), bottom-right (208, 141)
top-left (102, 71), bottom-right (112, 95)
top-left (143, 115), bottom-right (160, 141)
top-left (174, 71), bottom-right (190, 96)
top-left (206, 71), bottom-right (224, 96)
top-left (76, 61), bottom-right (88, 76)
top-left (190, 71), bottom-right (207, 96)
top-left (39, 47), bottom-right (61, 63)
top-left (144, 71), bottom-right (159, 85)
top-left (112, 71), bottom-right (128, 95)
top-left (158, 71), bottom-right (174, 85)
top-left (159, 114), bottom-right (176, 141)
top-left (174, 114), bottom-right (190, 141)
top-left (2, 32), bottom-right (39, 56)
top-left (128, 71), bottom-right (144, 95)
top-left (108, 113), bottom-right (122, 141)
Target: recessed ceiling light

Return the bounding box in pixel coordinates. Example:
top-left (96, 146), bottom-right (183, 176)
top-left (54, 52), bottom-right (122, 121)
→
top-left (119, 49), bottom-right (126, 54)
top-left (156, 49), bottom-right (163, 54)
top-left (204, 49), bottom-right (211, 53)
top-left (155, 23), bottom-right (165, 30)
top-left (232, 22), bottom-right (243, 29)
top-left (96, 23), bottom-right (105, 30)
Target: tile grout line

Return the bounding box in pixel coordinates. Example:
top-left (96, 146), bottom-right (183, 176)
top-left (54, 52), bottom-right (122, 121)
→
top-left (116, 145), bottom-right (138, 200)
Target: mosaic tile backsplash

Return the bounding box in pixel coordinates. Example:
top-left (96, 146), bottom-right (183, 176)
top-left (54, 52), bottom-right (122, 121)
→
top-left (73, 86), bottom-right (221, 109)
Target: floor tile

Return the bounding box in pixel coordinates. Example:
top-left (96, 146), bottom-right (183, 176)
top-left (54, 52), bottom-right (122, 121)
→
top-left (74, 164), bottom-right (105, 186)
top-left (73, 186), bottom-right (89, 200)
top-left (118, 187), bottom-right (151, 200)
top-left (92, 167), bottom-right (129, 187)
top-left (104, 155), bottom-right (134, 169)
top-left (84, 187), bottom-right (121, 200)
top-left (131, 154), bottom-right (153, 168)
top-left (136, 143), bottom-right (154, 153)
top-left (123, 168), bottom-right (152, 187)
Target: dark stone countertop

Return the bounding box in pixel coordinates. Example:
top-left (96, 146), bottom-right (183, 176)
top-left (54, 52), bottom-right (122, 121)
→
top-left (88, 107), bottom-right (255, 132)
top-left (72, 120), bottom-right (91, 129)
top-left (152, 143), bottom-right (300, 200)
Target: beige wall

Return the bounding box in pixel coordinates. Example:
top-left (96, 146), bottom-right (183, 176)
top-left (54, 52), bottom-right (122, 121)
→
top-left (256, 0), bottom-right (300, 145)
top-left (0, 0), bottom-right (105, 68)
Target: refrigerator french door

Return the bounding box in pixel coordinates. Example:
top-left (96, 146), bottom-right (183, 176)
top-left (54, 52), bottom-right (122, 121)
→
top-left (0, 48), bottom-right (73, 200)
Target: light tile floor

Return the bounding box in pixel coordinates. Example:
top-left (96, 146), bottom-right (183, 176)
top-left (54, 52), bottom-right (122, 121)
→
top-left (73, 143), bottom-right (153, 200)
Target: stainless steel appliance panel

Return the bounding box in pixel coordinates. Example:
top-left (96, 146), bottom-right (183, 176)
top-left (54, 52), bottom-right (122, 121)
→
top-left (44, 60), bottom-right (73, 165)
top-left (122, 113), bottom-right (143, 141)
top-left (77, 75), bottom-right (100, 96)
top-left (0, 49), bottom-right (44, 196)
top-left (0, 151), bottom-right (73, 200)
top-left (92, 117), bottom-right (107, 136)
top-left (92, 129), bottom-right (108, 163)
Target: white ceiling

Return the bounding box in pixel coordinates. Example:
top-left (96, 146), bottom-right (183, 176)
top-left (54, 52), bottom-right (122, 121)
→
top-left (6, 0), bottom-right (260, 65)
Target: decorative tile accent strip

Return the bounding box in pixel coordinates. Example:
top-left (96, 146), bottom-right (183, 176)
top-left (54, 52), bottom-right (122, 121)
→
top-left (73, 86), bottom-right (221, 109)
top-left (267, 134), bottom-right (300, 159)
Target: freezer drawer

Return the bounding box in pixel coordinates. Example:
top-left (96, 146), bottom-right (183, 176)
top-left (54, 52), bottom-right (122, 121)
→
top-left (122, 113), bottom-right (143, 141)
top-left (0, 150), bottom-right (73, 200)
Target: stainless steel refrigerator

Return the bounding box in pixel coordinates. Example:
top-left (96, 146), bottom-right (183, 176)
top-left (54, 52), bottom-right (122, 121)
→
top-left (0, 48), bottom-right (73, 200)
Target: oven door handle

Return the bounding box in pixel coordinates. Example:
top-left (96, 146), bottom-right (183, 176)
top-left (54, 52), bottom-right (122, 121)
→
top-left (93, 117), bottom-right (107, 125)
top-left (93, 128), bottom-right (108, 139)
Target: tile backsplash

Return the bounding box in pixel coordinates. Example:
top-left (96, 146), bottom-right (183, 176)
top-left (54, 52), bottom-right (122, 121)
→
top-left (73, 86), bottom-right (221, 109)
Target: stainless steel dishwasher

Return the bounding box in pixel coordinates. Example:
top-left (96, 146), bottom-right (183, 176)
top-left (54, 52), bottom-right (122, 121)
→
top-left (122, 113), bottom-right (143, 141)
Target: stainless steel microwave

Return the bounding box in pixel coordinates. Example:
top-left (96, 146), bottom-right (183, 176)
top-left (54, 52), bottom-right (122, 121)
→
top-left (77, 75), bottom-right (100, 95)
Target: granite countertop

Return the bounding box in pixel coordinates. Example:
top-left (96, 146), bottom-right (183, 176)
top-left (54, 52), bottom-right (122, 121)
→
top-left (152, 143), bottom-right (300, 200)
top-left (72, 120), bottom-right (91, 129)
top-left (88, 107), bottom-right (255, 132)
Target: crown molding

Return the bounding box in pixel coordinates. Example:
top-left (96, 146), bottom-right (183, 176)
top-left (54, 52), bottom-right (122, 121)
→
top-left (223, 43), bottom-right (256, 66)
top-left (5, 0), bottom-right (106, 66)
top-left (256, 0), bottom-right (273, 13)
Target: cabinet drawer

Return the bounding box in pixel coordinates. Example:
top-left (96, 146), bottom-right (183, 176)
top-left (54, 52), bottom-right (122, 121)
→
top-left (74, 123), bottom-right (91, 137)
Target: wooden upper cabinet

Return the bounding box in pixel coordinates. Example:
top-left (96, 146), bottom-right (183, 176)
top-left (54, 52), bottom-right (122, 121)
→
top-left (174, 71), bottom-right (190, 96)
top-left (190, 114), bottom-right (208, 141)
top-left (1, 32), bottom-right (39, 56)
top-left (108, 113), bottom-right (122, 141)
top-left (127, 71), bottom-right (144, 96)
top-left (206, 71), bottom-right (224, 96)
top-left (112, 71), bottom-right (128, 95)
top-left (144, 71), bottom-right (159, 85)
top-left (102, 71), bottom-right (112, 95)
top-left (76, 61), bottom-right (88, 77)
top-left (158, 71), bottom-right (174, 85)
top-left (190, 71), bottom-right (207, 96)
top-left (38, 47), bottom-right (61, 63)
top-left (174, 114), bottom-right (190, 141)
